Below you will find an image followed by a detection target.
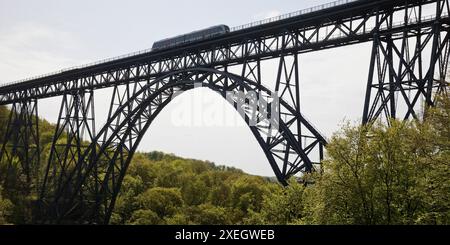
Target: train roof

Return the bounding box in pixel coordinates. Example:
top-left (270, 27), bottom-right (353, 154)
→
top-left (153, 25), bottom-right (229, 44)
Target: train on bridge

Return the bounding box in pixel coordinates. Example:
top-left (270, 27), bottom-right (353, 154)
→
top-left (152, 25), bottom-right (230, 51)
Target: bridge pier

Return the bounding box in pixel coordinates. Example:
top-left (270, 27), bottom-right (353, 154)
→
top-left (0, 99), bottom-right (40, 194)
top-left (363, 1), bottom-right (450, 124)
top-left (39, 90), bottom-right (96, 223)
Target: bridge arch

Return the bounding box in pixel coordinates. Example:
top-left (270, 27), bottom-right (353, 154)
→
top-left (46, 68), bottom-right (325, 224)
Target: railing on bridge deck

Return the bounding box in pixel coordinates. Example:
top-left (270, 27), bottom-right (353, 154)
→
top-left (231, 0), bottom-right (358, 32)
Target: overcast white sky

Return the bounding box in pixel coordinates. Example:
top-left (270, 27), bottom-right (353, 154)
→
top-left (0, 0), bottom-right (436, 177)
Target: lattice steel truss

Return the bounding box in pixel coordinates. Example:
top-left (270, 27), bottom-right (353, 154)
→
top-left (363, 0), bottom-right (450, 123)
top-left (38, 90), bottom-right (96, 222)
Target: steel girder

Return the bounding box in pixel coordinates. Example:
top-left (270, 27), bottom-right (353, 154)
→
top-left (363, 0), bottom-right (450, 123)
top-left (36, 67), bottom-right (325, 224)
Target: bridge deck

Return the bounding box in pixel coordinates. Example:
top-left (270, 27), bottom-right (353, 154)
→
top-left (0, 0), bottom-right (448, 104)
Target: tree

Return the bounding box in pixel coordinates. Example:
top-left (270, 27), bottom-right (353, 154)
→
top-left (303, 122), bottom-right (414, 224)
top-left (127, 154), bottom-right (158, 189)
top-left (136, 187), bottom-right (183, 220)
top-left (414, 94), bottom-right (450, 224)
top-left (0, 187), bottom-right (13, 224)
top-left (179, 204), bottom-right (230, 225)
top-left (127, 210), bottom-right (161, 225)
top-left (111, 175), bottom-right (145, 224)
top-left (181, 174), bottom-right (209, 206)
top-left (301, 94), bottom-right (450, 224)
top-left (245, 180), bottom-right (306, 225)
top-left (230, 175), bottom-right (268, 223)
top-left (209, 182), bottom-right (231, 207)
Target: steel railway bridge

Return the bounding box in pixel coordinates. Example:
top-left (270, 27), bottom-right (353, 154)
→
top-left (0, 0), bottom-right (448, 224)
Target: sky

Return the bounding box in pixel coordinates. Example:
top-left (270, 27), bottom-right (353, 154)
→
top-left (0, 0), bottom-right (433, 177)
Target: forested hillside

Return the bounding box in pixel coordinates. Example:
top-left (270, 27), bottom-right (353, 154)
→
top-left (0, 94), bottom-right (449, 225)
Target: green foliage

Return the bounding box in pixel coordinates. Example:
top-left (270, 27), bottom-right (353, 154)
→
top-left (230, 175), bottom-right (268, 220)
top-left (137, 187), bottom-right (183, 219)
top-left (0, 187), bottom-right (13, 224)
top-left (112, 152), bottom-right (272, 225)
top-left (245, 180), bottom-right (306, 225)
top-left (300, 94), bottom-right (450, 225)
top-left (127, 210), bottom-right (161, 225)
top-left (0, 94), bottom-right (449, 225)
top-left (181, 204), bottom-right (230, 225)
top-left (413, 95), bottom-right (450, 224)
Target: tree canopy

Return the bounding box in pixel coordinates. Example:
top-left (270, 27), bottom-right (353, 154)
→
top-left (0, 93), bottom-right (448, 225)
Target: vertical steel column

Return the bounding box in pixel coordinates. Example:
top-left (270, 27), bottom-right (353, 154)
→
top-left (363, 36), bottom-right (379, 124)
